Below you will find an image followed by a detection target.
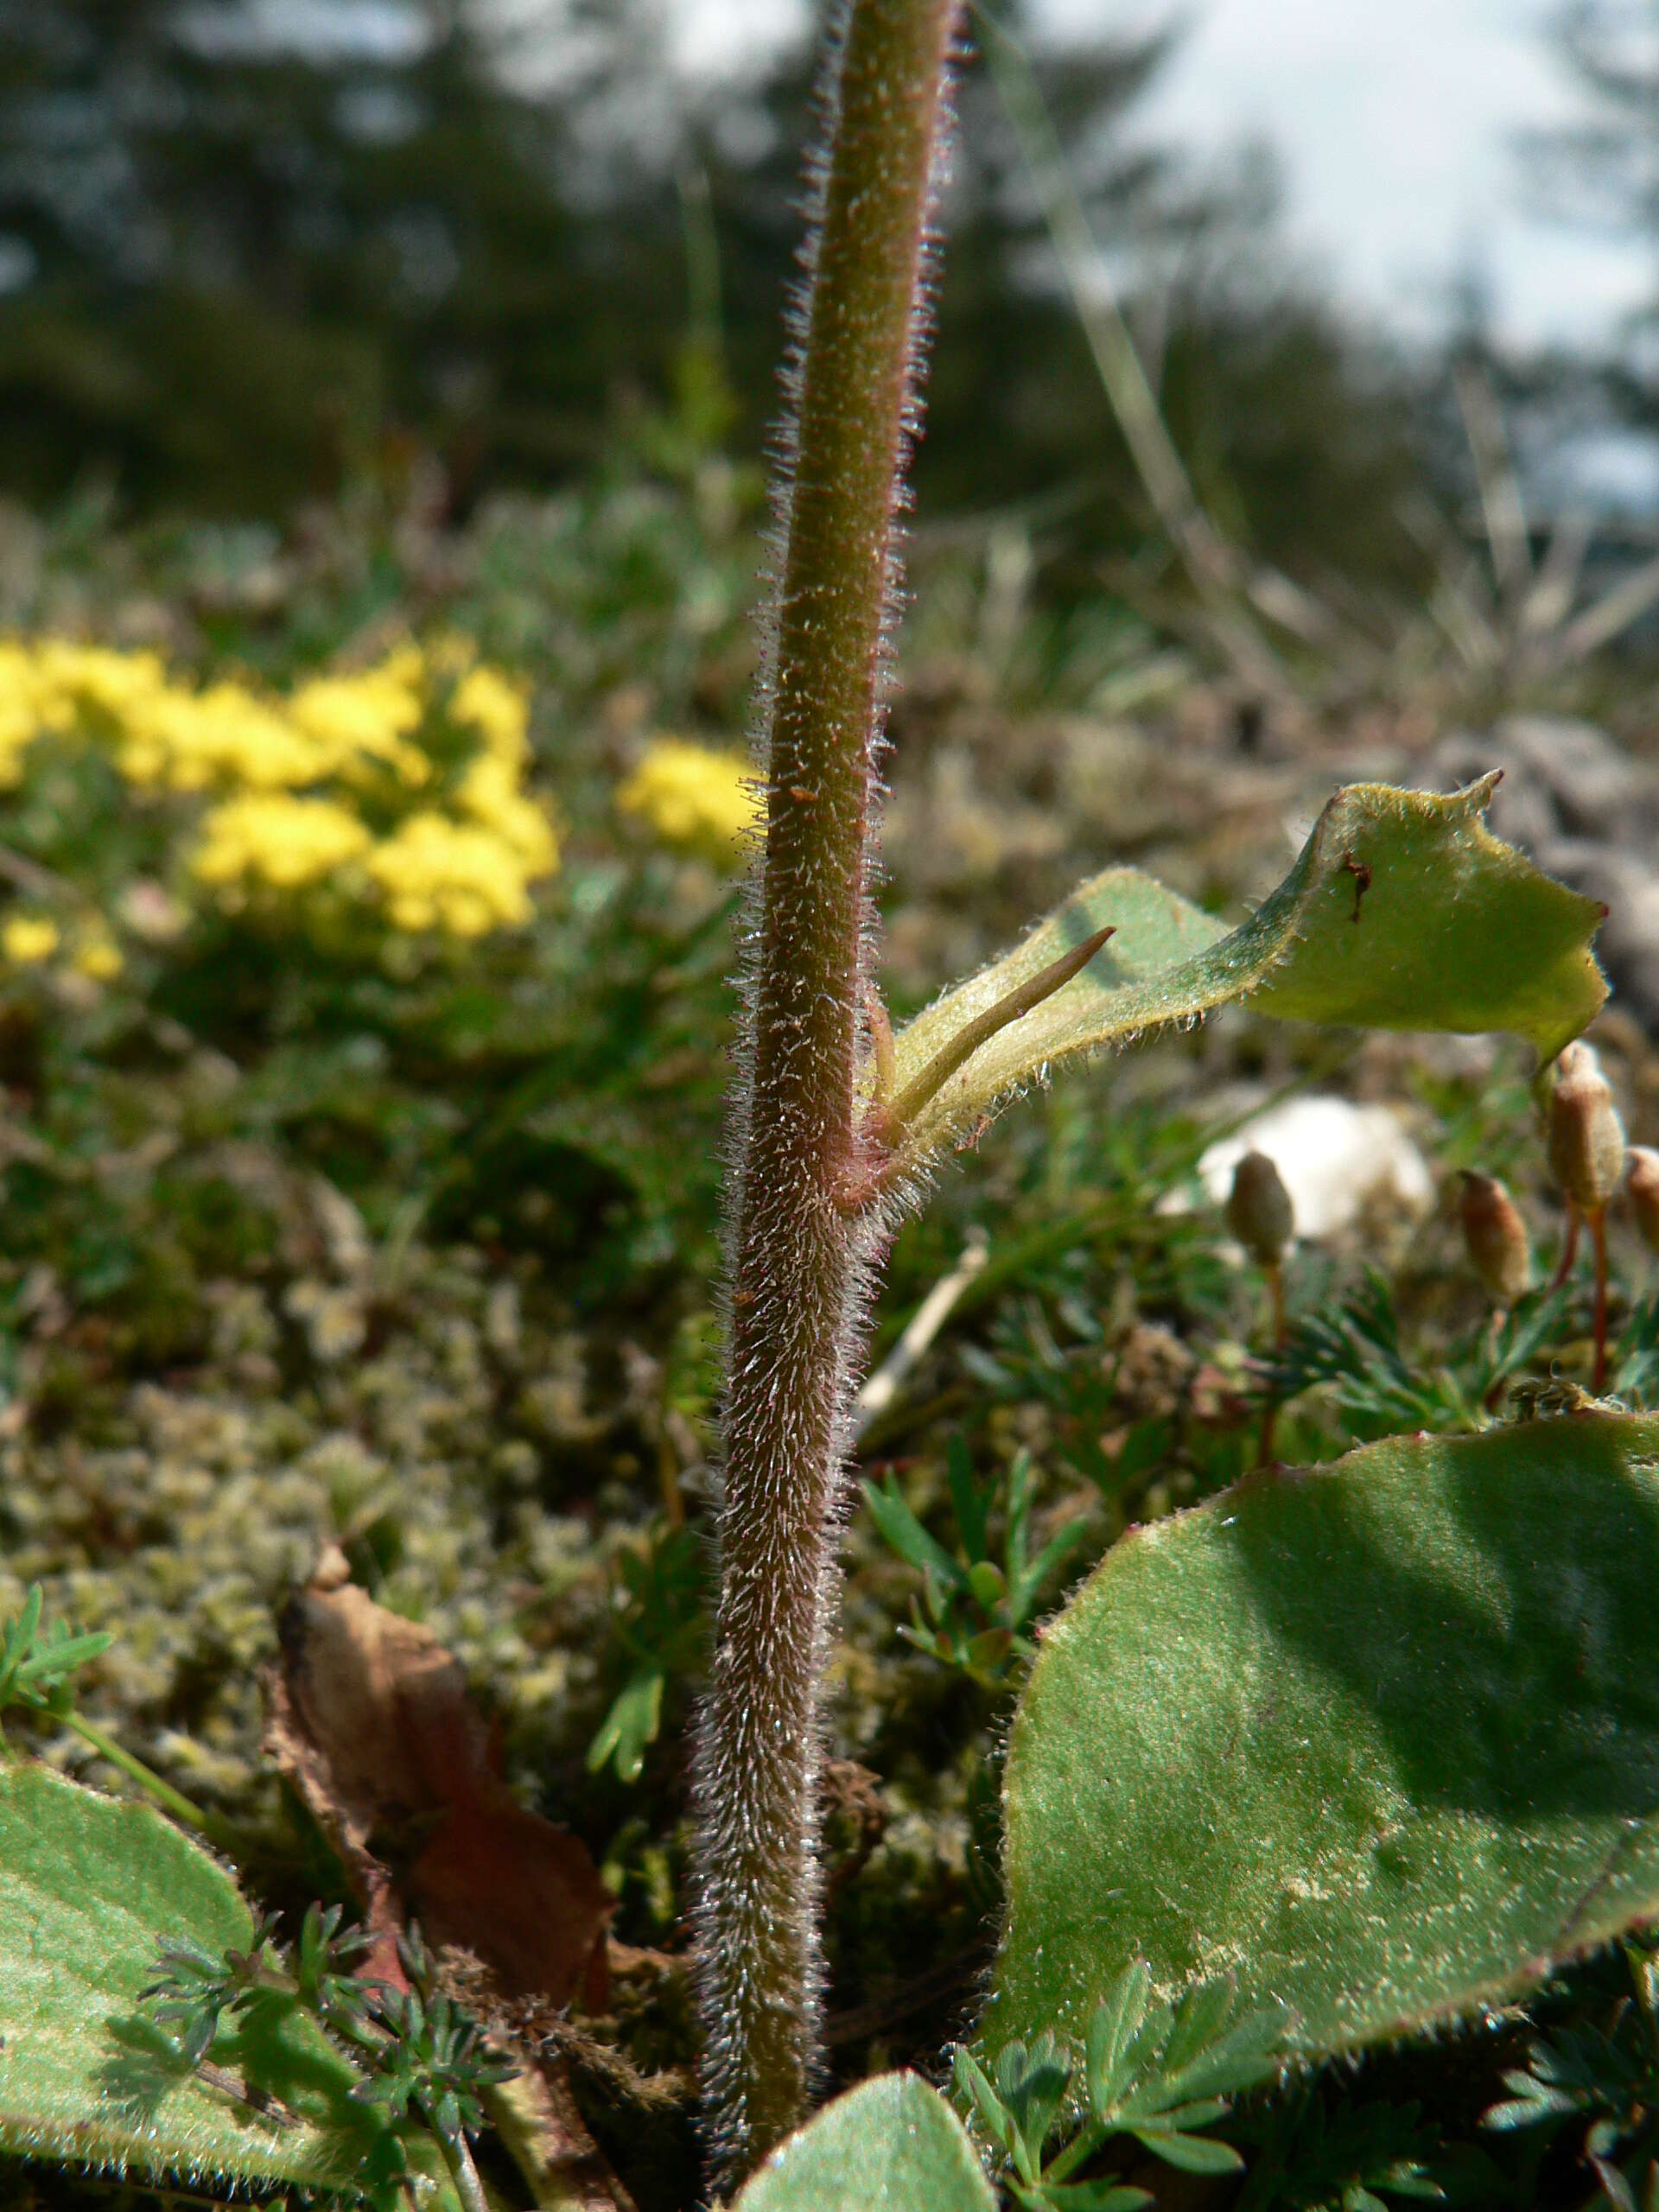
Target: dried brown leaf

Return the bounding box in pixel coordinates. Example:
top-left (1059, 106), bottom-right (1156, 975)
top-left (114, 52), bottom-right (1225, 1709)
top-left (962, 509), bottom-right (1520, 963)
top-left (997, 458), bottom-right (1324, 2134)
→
top-left (266, 1549), bottom-right (612, 2007)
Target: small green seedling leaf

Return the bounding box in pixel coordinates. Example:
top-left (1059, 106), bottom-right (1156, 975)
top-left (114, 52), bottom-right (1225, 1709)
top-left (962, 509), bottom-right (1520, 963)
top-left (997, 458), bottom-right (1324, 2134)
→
top-left (994, 2033), bottom-right (1075, 2181)
top-left (731, 2070), bottom-right (996, 2211)
top-left (0, 1586), bottom-right (114, 1722)
top-left (955, 2044), bottom-right (1018, 2159)
top-left (587, 1666), bottom-right (666, 1784)
top-left (948, 1433), bottom-right (992, 1559)
top-left (1158, 1977), bottom-right (1237, 2081)
top-left (0, 1764), bottom-right (409, 2194)
top-left (866, 1446), bottom-right (1084, 1688)
top-left (588, 1519), bottom-right (706, 1783)
top-left (863, 1472), bottom-right (972, 1594)
top-left (985, 1414), bottom-right (1659, 2069)
top-left (1482, 2064), bottom-right (1586, 2133)
top-left (1131, 2126), bottom-right (1243, 2175)
top-left (880, 778), bottom-right (1605, 1170)
top-left (961, 1961), bottom-right (1270, 2202)
top-left (969, 1560), bottom-right (1008, 1610)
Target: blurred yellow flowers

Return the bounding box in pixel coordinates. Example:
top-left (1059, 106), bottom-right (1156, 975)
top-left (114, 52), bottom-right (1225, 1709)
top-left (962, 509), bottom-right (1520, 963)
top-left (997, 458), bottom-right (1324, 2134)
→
top-left (193, 796), bottom-right (374, 892)
top-left (73, 934), bottom-right (124, 982)
top-left (0, 912), bottom-right (123, 986)
top-left (618, 737), bottom-right (759, 867)
top-left (0, 643), bottom-right (766, 957)
top-left (0, 637), bottom-right (560, 940)
top-left (1, 915), bottom-right (60, 965)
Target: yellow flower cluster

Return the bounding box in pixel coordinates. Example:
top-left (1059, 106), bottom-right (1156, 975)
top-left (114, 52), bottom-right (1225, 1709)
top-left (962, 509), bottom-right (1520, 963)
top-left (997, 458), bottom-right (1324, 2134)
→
top-left (0, 637), bottom-right (559, 939)
top-left (0, 639), bottom-right (434, 793)
top-left (617, 737), bottom-right (760, 866)
top-left (0, 912), bottom-right (123, 982)
top-left (75, 932), bottom-right (124, 981)
top-left (1, 914), bottom-right (60, 965)
top-left (193, 796), bottom-right (372, 891)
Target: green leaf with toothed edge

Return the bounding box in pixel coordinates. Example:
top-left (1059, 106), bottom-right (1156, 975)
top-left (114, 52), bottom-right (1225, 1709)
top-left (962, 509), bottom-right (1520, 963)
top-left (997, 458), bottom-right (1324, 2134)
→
top-left (731, 2071), bottom-right (997, 2211)
top-left (0, 1764), bottom-right (424, 2200)
top-left (880, 776), bottom-right (1605, 1172)
top-left (982, 1414), bottom-right (1659, 2075)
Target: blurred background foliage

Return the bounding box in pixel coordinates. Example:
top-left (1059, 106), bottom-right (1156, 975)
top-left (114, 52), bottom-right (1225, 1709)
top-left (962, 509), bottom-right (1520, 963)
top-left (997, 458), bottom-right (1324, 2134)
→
top-left (0, 0), bottom-right (1656, 1418)
top-left (0, 0), bottom-right (1455, 597)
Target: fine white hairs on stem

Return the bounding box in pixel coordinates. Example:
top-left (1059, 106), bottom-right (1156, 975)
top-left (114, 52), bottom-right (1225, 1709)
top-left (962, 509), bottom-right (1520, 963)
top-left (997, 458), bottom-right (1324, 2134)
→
top-left (689, 0), bottom-right (964, 2185)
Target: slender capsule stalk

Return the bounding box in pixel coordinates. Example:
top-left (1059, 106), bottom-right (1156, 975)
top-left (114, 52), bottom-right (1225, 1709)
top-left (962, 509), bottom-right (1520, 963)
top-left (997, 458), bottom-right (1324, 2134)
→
top-left (1552, 1203), bottom-right (1581, 1291)
top-left (1544, 1043), bottom-right (1624, 1389)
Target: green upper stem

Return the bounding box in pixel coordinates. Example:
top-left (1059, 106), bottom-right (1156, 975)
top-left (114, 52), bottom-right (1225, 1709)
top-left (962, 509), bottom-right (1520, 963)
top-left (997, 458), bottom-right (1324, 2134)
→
top-left (692, 0), bottom-right (961, 2180)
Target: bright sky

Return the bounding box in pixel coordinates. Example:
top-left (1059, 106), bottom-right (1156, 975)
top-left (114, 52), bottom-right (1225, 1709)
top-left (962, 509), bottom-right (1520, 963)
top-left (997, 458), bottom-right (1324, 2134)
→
top-left (1113, 0), bottom-right (1649, 352)
top-left (674, 0), bottom-right (1655, 357)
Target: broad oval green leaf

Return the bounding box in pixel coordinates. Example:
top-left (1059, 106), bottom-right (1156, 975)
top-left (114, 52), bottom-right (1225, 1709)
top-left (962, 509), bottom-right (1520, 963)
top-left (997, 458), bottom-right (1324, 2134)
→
top-left (884, 778), bottom-right (1605, 1170)
top-left (731, 2071), bottom-right (996, 2212)
top-left (0, 1763), bottom-right (406, 2193)
top-left (984, 1413), bottom-right (1659, 2067)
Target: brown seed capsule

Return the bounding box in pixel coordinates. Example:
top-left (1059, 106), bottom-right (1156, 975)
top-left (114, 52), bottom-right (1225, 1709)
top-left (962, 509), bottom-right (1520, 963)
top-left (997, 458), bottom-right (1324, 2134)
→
top-left (1459, 1172), bottom-right (1530, 1304)
top-left (1225, 1149), bottom-right (1294, 1268)
top-left (1629, 1147), bottom-right (1659, 1256)
top-left (1546, 1040), bottom-right (1626, 1216)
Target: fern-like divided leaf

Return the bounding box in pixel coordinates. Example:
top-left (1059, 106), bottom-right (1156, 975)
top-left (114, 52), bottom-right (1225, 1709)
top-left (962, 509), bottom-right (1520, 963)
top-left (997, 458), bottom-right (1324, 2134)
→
top-left (0, 1586), bottom-right (113, 1721)
top-left (954, 1960), bottom-right (1281, 2209)
top-left (863, 1443), bottom-right (1084, 1682)
top-left (1266, 1275), bottom-right (1578, 1440)
top-left (880, 778), bottom-right (1605, 1173)
top-left (0, 1765), bottom-right (416, 2198)
top-left (1481, 1940), bottom-right (1659, 2187)
top-left (1235, 2092), bottom-right (1477, 2212)
top-left (1076, 1965), bottom-right (1283, 2172)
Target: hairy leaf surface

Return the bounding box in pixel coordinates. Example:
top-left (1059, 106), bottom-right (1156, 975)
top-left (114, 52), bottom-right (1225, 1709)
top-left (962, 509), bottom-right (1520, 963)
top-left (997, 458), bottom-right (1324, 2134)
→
top-left (0, 1764), bottom-right (401, 2190)
top-left (885, 778), bottom-right (1605, 1169)
top-left (731, 2071), bottom-right (995, 2211)
top-left (985, 1414), bottom-right (1659, 2065)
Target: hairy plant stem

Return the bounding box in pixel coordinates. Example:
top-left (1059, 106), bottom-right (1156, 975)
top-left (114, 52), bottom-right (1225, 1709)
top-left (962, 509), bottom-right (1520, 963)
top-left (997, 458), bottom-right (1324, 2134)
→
top-left (690, 0), bottom-right (959, 2178)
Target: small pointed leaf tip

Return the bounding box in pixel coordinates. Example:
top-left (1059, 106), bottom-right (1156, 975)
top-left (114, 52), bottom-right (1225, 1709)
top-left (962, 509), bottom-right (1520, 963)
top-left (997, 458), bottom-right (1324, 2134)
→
top-left (880, 777), bottom-right (1606, 1173)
